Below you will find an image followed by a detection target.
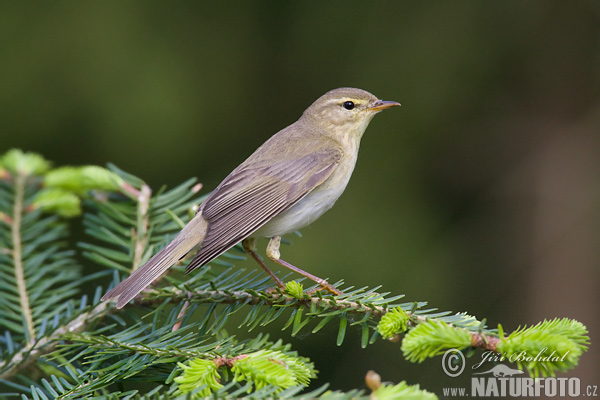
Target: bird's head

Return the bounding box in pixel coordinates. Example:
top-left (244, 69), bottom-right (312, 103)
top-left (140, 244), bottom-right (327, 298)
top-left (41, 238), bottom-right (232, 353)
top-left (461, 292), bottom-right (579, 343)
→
top-left (302, 87), bottom-right (400, 140)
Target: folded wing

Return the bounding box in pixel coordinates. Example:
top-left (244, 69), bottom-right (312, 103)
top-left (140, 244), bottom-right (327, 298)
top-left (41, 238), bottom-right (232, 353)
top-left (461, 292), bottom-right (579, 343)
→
top-left (186, 144), bottom-right (343, 272)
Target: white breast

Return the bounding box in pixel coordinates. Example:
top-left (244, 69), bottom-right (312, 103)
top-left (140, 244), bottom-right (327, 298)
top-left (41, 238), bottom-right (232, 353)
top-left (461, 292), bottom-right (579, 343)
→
top-left (253, 148), bottom-right (358, 239)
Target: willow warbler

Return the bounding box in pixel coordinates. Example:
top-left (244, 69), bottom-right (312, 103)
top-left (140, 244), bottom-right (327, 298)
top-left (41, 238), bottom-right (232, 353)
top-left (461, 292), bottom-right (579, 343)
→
top-left (102, 87), bottom-right (400, 308)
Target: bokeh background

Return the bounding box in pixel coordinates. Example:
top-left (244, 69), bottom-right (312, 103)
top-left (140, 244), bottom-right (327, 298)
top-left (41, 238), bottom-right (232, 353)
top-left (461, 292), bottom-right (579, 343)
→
top-left (1, 1), bottom-right (598, 396)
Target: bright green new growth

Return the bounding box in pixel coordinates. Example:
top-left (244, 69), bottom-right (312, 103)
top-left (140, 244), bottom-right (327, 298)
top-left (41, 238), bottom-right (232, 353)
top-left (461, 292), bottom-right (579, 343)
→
top-left (32, 188), bottom-right (81, 217)
top-left (35, 164), bottom-right (124, 217)
top-left (1, 151), bottom-right (125, 218)
top-left (377, 306), bottom-right (410, 339)
top-left (175, 358), bottom-right (223, 397)
top-left (373, 380), bottom-right (439, 400)
top-left (45, 165), bottom-right (124, 194)
top-left (0, 149), bottom-right (51, 175)
top-left (497, 318), bottom-right (589, 377)
top-left (174, 349), bottom-right (316, 396)
top-left (285, 280), bottom-right (304, 299)
top-left (401, 320), bottom-right (472, 362)
top-left (231, 349), bottom-right (316, 392)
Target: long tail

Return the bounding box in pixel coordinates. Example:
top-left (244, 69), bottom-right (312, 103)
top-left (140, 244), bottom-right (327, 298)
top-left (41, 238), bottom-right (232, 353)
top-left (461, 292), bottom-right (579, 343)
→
top-left (101, 215), bottom-right (209, 309)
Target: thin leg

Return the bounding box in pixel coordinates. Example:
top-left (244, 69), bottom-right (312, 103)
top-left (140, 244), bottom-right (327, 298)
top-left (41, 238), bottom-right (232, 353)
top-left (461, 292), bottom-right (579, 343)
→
top-left (242, 238), bottom-right (285, 290)
top-left (266, 236), bottom-right (343, 296)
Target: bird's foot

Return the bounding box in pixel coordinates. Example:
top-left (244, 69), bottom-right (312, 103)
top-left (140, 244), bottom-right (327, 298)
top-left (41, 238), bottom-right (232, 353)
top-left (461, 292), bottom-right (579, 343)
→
top-left (306, 283), bottom-right (343, 297)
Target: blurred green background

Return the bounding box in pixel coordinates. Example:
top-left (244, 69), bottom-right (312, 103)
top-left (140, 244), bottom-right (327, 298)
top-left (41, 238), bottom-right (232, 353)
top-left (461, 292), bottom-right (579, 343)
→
top-left (1, 1), bottom-right (598, 395)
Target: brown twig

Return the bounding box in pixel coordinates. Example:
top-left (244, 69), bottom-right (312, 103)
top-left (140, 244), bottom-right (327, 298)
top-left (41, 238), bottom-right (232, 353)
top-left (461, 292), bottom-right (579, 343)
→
top-left (11, 173), bottom-right (36, 344)
top-left (470, 331), bottom-right (502, 352)
top-left (213, 355), bottom-right (248, 368)
top-left (132, 184), bottom-right (152, 272)
top-left (172, 292), bottom-right (194, 332)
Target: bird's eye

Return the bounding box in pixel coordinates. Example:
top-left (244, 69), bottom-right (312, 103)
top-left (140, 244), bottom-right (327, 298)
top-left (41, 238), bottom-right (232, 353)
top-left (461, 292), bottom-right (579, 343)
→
top-left (342, 101), bottom-right (355, 110)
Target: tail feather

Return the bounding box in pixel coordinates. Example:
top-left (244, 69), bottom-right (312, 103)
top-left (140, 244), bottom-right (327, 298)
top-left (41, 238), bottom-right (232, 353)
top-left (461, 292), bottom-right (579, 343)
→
top-left (101, 216), bottom-right (208, 309)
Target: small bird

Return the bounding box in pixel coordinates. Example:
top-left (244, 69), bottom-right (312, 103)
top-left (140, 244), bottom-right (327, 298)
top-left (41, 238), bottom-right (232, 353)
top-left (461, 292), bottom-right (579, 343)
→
top-left (102, 88), bottom-right (400, 308)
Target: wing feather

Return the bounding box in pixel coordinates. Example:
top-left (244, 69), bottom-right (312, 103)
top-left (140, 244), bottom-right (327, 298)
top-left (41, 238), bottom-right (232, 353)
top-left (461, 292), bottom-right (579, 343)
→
top-left (185, 144), bottom-right (342, 273)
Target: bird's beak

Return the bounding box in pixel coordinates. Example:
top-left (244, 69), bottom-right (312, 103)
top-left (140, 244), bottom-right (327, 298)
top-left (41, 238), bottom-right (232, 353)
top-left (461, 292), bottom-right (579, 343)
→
top-left (368, 100), bottom-right (401, 112)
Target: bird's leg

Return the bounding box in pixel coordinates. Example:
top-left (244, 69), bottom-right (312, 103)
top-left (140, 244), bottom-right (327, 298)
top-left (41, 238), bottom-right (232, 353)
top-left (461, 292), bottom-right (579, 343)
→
top-left (242, 238), bottom-right (285, 290)
top-left (266, 236), bottom-right (343, 296)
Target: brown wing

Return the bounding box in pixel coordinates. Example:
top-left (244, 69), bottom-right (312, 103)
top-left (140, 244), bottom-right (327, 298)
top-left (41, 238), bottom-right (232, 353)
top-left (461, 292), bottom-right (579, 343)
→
top-left (185, 146), bottom-right (342, 273)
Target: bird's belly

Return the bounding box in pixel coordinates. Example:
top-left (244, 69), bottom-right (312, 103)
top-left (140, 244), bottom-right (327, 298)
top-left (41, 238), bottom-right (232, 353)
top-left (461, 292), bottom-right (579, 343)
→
top-left (252, 158), bottom-right (356, 238)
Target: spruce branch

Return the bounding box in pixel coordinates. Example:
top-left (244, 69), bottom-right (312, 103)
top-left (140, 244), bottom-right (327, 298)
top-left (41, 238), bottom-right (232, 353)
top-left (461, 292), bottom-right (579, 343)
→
top-left (1, 151), bottom-right (54, 343)
top-left (127, 268), bottom-right (589, 380)
top-left (123, 182), bottom-right (152, 272)
top-left (0, 150), bottom-right (125, 383)
top-left (0, 150), bottom-right (591, 398)
top-left (496, 318), bottom-right (589, 377)
top-left (11, 172), bottom-right (35, 343)
top-left (147, 286), bottom-right (418, 319)
top-left (1, 150), bottom-right (82, 343)
top-left (0, 296), bottom-right (112, 380)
